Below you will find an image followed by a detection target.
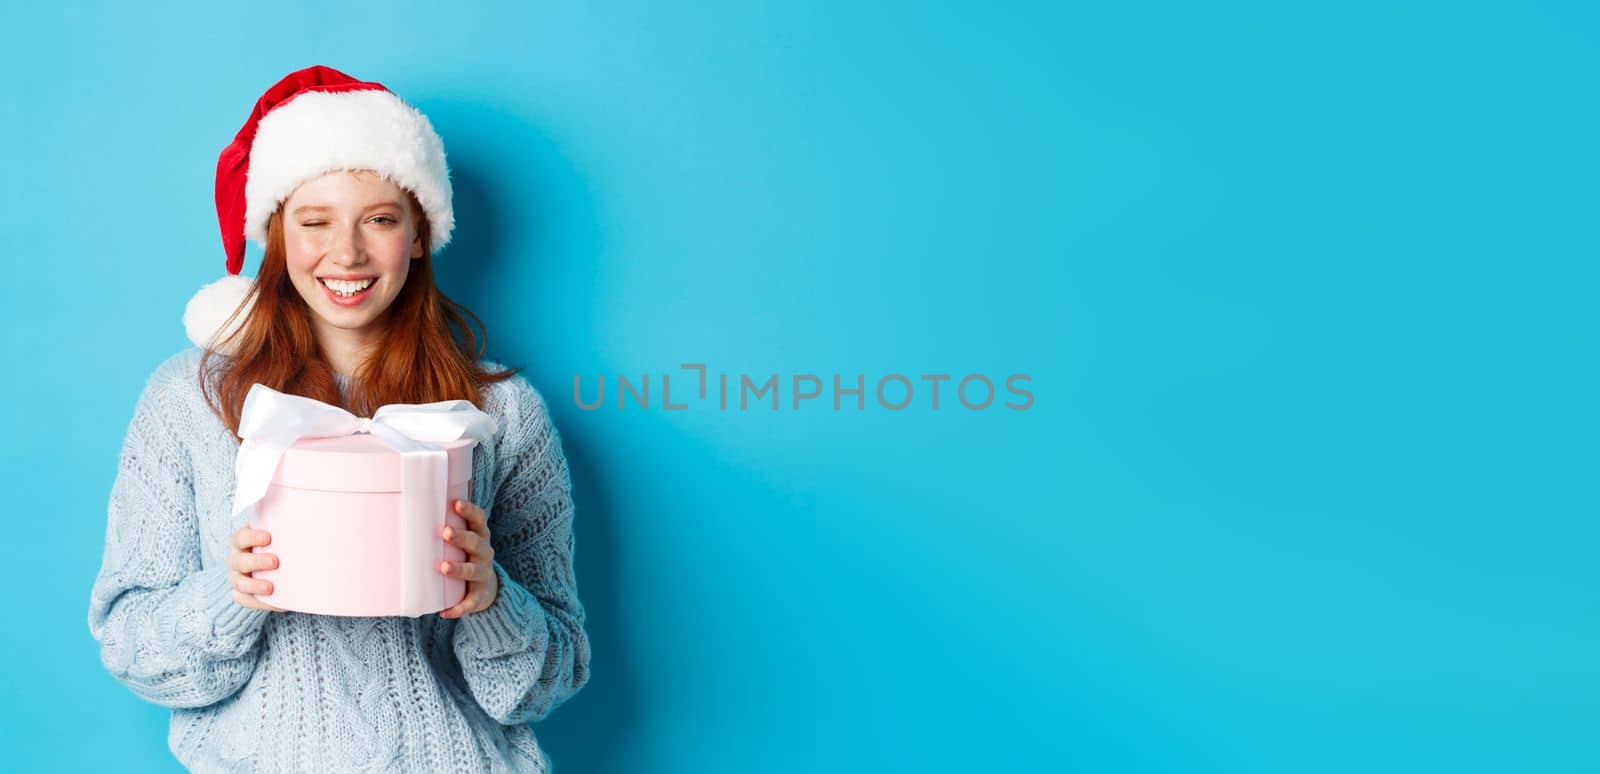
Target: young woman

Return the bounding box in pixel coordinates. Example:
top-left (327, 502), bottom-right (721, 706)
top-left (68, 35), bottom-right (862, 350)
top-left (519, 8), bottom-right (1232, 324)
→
top-left (87, 65), bottom-right (589, 773)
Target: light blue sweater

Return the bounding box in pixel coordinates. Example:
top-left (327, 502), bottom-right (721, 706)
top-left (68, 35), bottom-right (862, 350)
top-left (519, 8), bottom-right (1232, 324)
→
top-left (88, 348), bottom-right (591, 773)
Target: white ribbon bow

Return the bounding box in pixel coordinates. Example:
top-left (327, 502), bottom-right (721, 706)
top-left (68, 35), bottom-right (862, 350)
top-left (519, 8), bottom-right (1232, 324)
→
top-left (231, 382), bottom-right (500, 614)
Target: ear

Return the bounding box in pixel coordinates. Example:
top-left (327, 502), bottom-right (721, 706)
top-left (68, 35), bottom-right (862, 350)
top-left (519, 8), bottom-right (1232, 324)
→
top-left (412, 231), bottom-right (424, 259)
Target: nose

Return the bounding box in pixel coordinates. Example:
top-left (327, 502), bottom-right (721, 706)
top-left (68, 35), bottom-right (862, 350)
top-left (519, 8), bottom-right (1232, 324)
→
top-left (327, 221), bottom-right (368, 266)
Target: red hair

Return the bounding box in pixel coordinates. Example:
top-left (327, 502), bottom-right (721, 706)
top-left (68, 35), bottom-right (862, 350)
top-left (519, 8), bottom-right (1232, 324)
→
top-left (199, 188), bottom-right (519, 438)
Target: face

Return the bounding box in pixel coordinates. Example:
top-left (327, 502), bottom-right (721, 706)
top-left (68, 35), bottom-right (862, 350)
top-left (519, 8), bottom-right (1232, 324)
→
top-left (281, 169), bottom-right (423, 334)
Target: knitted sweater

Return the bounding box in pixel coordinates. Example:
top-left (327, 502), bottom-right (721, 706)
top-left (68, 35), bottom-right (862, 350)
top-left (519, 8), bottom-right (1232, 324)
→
top-left (88, 347), bottom-right (591, 773)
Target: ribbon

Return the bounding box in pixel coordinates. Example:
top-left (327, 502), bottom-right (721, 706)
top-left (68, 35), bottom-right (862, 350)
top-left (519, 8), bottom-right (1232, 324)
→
top-left (231, 382), bottom-right (499, 615)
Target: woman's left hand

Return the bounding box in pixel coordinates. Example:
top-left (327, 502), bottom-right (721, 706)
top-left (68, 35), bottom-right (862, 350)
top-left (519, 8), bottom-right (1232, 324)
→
top-left (438, 498), bottom-right (499, 618)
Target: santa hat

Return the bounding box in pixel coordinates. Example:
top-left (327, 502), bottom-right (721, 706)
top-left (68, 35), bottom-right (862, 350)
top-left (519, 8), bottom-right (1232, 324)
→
top-left (183, 64), bottom-right (454, 354)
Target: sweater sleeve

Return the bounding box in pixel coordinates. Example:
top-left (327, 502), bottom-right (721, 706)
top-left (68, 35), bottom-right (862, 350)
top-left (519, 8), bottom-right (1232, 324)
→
top-left (452, 379), bottom-right (592, 725)
top-left (87, 364), bottom-right (270, 709)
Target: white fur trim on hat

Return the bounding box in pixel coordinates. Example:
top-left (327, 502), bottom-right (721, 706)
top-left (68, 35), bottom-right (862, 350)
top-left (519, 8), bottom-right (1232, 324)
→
top-left (244, 88), bottom-right (454, 252)
top-left (183, 273), bottom-right (257, 354)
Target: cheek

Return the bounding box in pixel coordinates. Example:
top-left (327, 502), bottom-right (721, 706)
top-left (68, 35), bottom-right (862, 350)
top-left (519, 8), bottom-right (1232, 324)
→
top-left (370, 235), bottom-right (415, 277)
top-left (372, 231), bottom-right (415, 260)
top-left (284, 236), bottom-right (320, 273)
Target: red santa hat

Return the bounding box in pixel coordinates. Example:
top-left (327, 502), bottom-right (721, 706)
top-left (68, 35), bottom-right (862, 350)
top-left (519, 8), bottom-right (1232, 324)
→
top-left (184, 64), bottom-right (454, 354)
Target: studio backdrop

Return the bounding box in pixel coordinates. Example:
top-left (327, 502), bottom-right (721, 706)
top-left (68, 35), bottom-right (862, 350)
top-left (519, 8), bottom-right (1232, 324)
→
top-left (0, 1), bottom-right (1592, 773)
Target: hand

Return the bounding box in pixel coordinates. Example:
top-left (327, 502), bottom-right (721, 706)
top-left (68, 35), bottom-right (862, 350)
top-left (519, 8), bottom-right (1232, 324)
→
top-left (229, 526), bottom-right (285, 612)
top-left (438, 498), bottom-right (499, 618)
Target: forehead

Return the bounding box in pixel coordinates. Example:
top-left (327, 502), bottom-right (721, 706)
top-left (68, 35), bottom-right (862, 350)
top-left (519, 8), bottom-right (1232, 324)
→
top-left (285, 169), bottom-right (408, 207)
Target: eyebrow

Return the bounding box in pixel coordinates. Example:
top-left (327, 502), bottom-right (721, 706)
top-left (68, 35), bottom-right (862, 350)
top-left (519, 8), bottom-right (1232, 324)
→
top-left (291, 201), bottom-right (405, 217)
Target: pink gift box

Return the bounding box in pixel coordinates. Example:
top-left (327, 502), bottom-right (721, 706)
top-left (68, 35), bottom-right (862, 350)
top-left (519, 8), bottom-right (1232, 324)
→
top-left (249, 433), bottom-right (478, 617)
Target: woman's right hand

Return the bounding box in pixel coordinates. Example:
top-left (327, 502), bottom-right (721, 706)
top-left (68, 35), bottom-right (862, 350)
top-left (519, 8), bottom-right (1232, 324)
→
top-left (229, 526), bottom-right (285, 612)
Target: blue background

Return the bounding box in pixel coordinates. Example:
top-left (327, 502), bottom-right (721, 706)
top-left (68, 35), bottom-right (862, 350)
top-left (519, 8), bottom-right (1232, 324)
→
top-left (2, 1), bottom-right (1594, 772)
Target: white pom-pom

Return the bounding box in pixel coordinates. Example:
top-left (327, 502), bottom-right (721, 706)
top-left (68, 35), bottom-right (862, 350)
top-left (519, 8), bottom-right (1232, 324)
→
top-left (183, 274), bottom-right (257, 354)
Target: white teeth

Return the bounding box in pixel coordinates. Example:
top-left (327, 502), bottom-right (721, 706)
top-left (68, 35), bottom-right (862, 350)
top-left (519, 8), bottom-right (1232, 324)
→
top-left (320, 278), bottom-right (375, 296)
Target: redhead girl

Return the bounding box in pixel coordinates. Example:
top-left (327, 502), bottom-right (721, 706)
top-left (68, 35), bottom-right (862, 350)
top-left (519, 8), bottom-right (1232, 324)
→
top-left (88, 65), bottom-right (589, 773)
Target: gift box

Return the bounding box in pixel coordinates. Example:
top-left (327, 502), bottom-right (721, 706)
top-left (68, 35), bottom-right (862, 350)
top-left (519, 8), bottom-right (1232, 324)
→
top-left (229, 383), bottom-right (499, 617)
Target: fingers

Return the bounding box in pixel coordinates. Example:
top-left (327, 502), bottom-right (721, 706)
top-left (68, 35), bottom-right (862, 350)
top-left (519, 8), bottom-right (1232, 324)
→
top-left (444, 501), bottom-right (495, 566)
top-left (438, 590), bottom-right (489, 619)
top-left (436, 526), bottom-right (501, 617)
top-left (232, 589), bottom-right (284, 612)
top-left (232, 572), bottom-right (272, 594)
top-left (453, 499), bottom-right (488, 531)
top-left (231, 570), bottom-right (273, 596)
top-left (227, 549), bottom-right (278, 574)
top-left (442, 525), bottom-right (482, 553)
top-left (438, 560), bottom-right (492, 583)
top-left (232, 527), bottom-right (272, 550)
top-left (442, 527), bottom-right (494, 565)
top-left (437, 597), bottom-right (469, 618)
top-left (228, 526), bottom-right (282, 612)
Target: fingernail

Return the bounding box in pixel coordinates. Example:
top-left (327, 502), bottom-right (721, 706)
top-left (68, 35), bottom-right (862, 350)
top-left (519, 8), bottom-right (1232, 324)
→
top-left (443, 527), bottom-right (454, 539)
top-left (440, 561), bottom-right (450, 573)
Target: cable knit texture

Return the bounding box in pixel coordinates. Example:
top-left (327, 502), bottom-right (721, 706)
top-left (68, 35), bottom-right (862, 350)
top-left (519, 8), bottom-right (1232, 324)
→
top-left (88, 347), bottom-right (590, 773)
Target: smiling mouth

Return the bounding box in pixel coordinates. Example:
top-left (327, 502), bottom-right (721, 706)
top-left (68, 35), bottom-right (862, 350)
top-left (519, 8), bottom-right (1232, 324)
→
top-left (319, 277), bottom-right (376, 298)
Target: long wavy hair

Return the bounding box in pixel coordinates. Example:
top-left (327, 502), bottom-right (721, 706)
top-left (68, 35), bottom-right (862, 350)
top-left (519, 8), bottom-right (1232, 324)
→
top-left (199, 187), bottom-right (519, 438)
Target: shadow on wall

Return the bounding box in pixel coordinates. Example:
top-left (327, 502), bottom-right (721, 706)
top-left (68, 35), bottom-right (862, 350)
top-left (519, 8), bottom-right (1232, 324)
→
top-left (536, 431), bottom-right (640, 774)
top-left (433, 104), bottom-right (640, 773)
